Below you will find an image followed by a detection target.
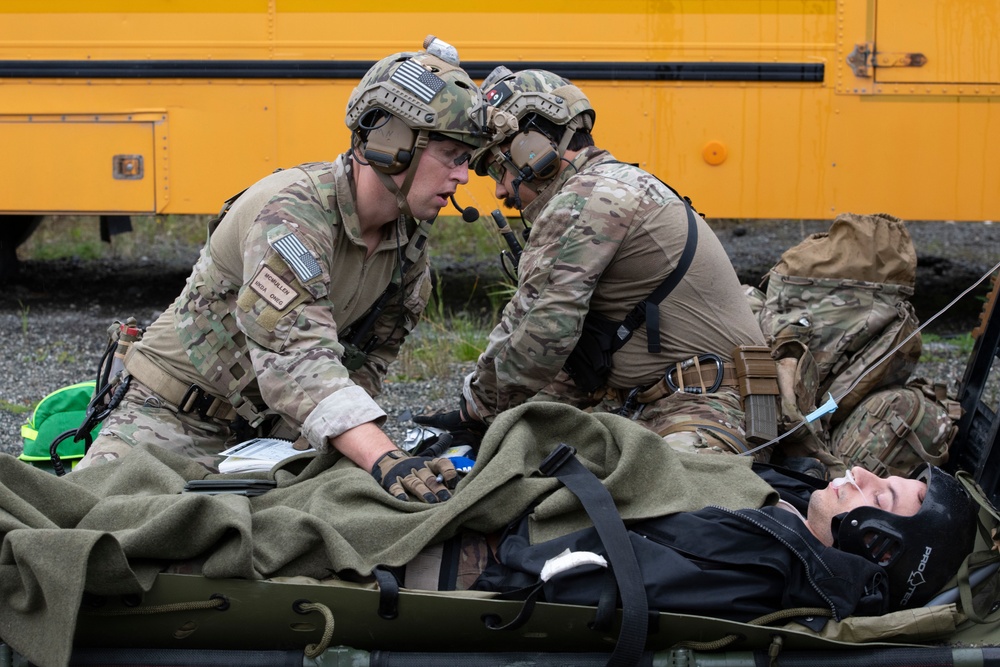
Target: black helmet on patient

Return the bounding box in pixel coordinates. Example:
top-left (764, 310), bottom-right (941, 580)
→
top-left (835, 464), bottom-right (979, 610)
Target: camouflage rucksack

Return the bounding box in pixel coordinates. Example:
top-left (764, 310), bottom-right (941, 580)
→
top-left (831, 379), bottom-right (962, 477)
top-left (749, 213), bottom-right (923, 472)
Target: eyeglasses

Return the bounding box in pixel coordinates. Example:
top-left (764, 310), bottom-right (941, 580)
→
top-left (482, 146), bottom-right (517, 184)
top-left (424, 140), bottom-right (473, 169)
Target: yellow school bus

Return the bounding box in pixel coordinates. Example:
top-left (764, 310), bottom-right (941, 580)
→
top-left (0, 1), bottom-right (998, 262)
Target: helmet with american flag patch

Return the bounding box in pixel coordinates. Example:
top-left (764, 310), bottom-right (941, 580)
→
top-left (346, 38), bottom-right (492, 176)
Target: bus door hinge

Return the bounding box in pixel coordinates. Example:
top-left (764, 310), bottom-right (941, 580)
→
top-left (847, 43), bottom-right (927, 78)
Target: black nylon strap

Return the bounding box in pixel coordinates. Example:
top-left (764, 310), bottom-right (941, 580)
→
top-left (590, 568), bottom-right (620, 632)
top-left (630, 198), bottom-right (698, 354)
top-left (539, 444), bottom-right (648, 667)
top-left (610, 196), bottom-right (698, 355)
top-left (483, 582), bottom-right (546, 631)
top-left (373, 566), bottom-right (400, 619)
top-left (438, 535), bottom-right (461, 592)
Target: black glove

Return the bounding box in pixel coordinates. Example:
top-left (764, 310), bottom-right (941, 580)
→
top-left (371, 450), bottom-right (458, 503)
top-left (414, 431), bottom-right (454, 458)
top-left (413, 398), bottom-right (487, 449)
top-left (413, 408), bottom-right (465, 431)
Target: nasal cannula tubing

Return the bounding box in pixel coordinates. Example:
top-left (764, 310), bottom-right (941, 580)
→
top-left (830, 468), bottom-right (868, 502)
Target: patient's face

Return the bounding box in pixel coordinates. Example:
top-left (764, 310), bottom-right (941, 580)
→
top-left (806, 467), bottom-right (927, 546)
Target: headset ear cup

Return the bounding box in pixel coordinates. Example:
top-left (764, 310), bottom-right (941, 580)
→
top-left (509, 131), bottom-right (559, 181)
top-left (361, 114), bottom-right (417, 175)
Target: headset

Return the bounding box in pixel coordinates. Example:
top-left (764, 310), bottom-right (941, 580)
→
top-left (354, 111), bottom-right (419, 176)
top-left (507, 129), bottom-right (560, 182)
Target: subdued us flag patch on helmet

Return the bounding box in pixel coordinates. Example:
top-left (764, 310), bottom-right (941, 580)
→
top-left (273, 233), bottom-right (322, 283)
top-left (391, 59), bottom-right (446, 103)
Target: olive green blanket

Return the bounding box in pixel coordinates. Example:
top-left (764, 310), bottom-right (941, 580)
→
top-left (0, 402), bottom-right (774, 667)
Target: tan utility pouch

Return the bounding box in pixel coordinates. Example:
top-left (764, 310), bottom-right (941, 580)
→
top-left (733, 345), bottom-right (779, 445)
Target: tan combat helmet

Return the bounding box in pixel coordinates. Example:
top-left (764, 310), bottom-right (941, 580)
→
top-left (345, 36), bottom-right (492, 219)
top-left (472, 67), bottom-right (595, 193)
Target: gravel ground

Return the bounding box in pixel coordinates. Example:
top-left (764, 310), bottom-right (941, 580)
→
top-left (1, 218), bottom-right (997, 459)
top-left (0, 304), bottom-right (471, 458)
top-left (0, 246), bottom-right (470, 457)
top-left (0, 298), bottom-right (978, 460)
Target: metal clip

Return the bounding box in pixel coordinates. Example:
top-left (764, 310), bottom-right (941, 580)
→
top-left (665, 354), bottom-right (724, 394)
top-left (616, 386), bottom-right (642, 418)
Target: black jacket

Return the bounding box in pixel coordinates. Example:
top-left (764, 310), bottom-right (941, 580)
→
top-left (474, 466), bottom-right (890, 626)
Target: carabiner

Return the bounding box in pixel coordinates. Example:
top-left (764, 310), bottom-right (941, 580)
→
top-left (664, 353), bottom-right (725, 394)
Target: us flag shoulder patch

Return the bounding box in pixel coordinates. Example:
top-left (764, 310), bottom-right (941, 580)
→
top-left (272, 233), bottom-right (322, 283)
top-left (391, 59), bottom-right (446, 103)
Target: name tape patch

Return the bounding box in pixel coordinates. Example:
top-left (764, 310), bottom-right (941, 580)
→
top-left (250, 265), bottom-right (300, 311)
top-left (273, 233), bottom-right (322, 283)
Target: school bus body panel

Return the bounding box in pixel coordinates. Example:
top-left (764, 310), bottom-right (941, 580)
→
top-left (0, 1), bottom-right (997, 221)
top-left (872, 0), bottom-right (1000, 86)
top-left (0, 115), bottom-right (160, 213)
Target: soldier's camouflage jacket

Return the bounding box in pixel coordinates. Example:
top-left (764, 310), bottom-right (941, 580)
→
top-left (131, 155), bottom-right (432, 450)
top-left (464, 147), bottom-right (763, 422)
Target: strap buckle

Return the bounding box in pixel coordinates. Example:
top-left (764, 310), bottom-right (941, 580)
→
top-left (615, 386), bottom-right (643, 418)
top-left (539, 443), bottom-right (577, 477)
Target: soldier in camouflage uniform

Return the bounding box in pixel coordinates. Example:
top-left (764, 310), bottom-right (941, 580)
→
top-left (76, 39), bottom-right (501, 503)
top-left (416, 67), bottom-right (768, 459)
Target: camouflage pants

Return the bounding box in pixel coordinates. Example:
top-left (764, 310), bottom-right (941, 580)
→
top-left (402, 533), bottom-right (492, 591)
top-left (75, 378), bottom-right (234, 472)
top-left (594, 386), bottom-right (771, 463)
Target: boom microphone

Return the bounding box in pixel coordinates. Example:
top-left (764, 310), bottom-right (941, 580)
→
top-left (449, 194), bottom-right (480, 222)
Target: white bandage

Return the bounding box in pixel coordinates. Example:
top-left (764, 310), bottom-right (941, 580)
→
top-left (539, 549), bottom-right (608, 582)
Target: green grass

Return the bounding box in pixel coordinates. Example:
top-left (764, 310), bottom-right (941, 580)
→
top-left (16, 213), bottom-right (507, 381)
top-left (16, 213), bottom-right (507, 266)
top-left (17, 300), bottom-right (29, 335)
top-left (431, 215), bottom-right (509, 265)
top-left (0, 399), bottom-right (33, 415)
top-left (391, 281), bottom-right (493, 382)
top-left (919, 332), bottom-right (976, 363)
top-left (23, 225), bottom-right (104, 261)
top-left (392, 315), bottom-right (490, 384)
top-left (18, 215), bottom-right (209, 263)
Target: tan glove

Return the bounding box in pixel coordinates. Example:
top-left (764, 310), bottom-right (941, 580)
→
top-left (371, 450), bottom-right (458, 503)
